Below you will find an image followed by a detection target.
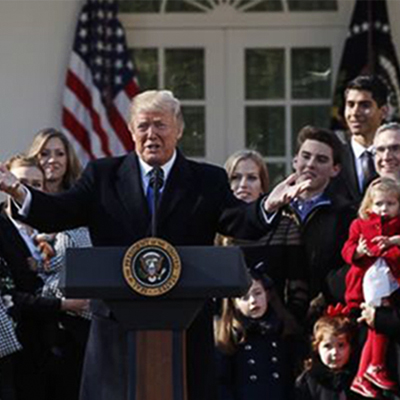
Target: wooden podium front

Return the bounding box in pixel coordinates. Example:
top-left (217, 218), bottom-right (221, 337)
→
top-left (63, 246), bottom-right (250, 400)
top-left (134, 331), bottom-right (186, 400)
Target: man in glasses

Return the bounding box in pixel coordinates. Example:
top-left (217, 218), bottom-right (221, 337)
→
top-left (373, 122), bottom-right (400, 181)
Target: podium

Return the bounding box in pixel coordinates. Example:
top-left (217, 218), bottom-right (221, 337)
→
top-left (63, 245), bottom-right (251, 400)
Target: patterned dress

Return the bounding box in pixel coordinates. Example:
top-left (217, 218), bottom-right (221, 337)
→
top-left (41, 226), bottom-right (92, 319)
top-left (0, 256), bottom-right (21, 358)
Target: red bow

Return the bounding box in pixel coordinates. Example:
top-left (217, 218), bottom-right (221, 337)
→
top-left (325, 303), bottom-right (350, 317)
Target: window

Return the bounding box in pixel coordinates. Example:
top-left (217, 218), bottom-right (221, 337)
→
top-left (119, 0), bottom-right (337, 14)
top-left (122, 0), bottom-right (348, 185)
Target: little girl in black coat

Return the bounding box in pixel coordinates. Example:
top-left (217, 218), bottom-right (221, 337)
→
top-left (295, 304), bottom-right (361, 400)
top-left (214, 264), bottom-right (294, 400)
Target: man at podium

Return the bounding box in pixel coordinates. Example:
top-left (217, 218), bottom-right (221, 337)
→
top-left (0, 90), bottom-right (283, 400)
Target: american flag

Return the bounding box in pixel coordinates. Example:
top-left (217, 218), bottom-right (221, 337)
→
top-left (331, 0), bottom-right (400, 130)
top-left (62, 0), bottom-right (139, 165)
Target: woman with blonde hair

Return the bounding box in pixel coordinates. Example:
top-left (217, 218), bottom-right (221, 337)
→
top-left (26, 128), bottom-right (81, 193)
top-left (224, 150), bottom-right (269, 203)
top-left (27, 130), bottom-right (91, 400)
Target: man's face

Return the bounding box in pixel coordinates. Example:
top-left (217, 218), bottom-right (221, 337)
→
top-left (130, 110), bottom-right (182, 166)
top-left (374, 129), bottom-right (400, 181)
top-left (293, 139), bottom-right (340, 196)
top-left (344, 89), bottom-right (386, 140)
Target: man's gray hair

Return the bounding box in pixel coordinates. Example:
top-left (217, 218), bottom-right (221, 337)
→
top-left (375, 122), bottom-right (400, 137)
top-left (130, 90), bottom-right (184, 132)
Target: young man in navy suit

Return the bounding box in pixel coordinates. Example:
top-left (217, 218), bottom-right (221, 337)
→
top-left (332, 75), bottom-right (388, 206)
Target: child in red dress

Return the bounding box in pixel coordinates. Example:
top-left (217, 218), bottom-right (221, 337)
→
top-left (342, 177), bottom-right (400, 397)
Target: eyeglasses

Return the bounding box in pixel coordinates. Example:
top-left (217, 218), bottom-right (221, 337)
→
top-left (373, 144), bottom-right (400, 155)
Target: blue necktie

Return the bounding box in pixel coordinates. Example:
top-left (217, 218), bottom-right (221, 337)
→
top-left (146, 167), bottom-right (164, 215)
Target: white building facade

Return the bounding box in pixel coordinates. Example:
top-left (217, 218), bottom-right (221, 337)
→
top-left (1, 0), bottom-right (400, 184)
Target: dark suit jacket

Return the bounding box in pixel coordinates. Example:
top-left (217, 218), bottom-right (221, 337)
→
top-left (330, 138), bottom-right (362, 207)
top-left (19, 151), bottom-right (267, 400)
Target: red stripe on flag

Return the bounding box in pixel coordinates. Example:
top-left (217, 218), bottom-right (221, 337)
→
top-left (66, 70), bottom-right (113, 157)
top-left (62, 108), bottom-right (96, 160)
top-left (107, 104), bottom-right (135, 152)
top-left (125, 80), bottom-right (140, 98)
top-left (62, 0), bottom-right (139, 162)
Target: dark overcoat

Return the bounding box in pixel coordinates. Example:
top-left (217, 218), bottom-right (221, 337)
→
top-left (216, 310), bottom-right (292, 400)
top-left (18, 151), bottom-right (267, 400)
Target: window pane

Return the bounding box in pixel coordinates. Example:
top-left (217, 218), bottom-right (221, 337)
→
top-left (165, 49), bottom-right (204, 99)
top-left (246, 49), bottom-right (284, 99)
top-left (166, 0), bottom-right (205, 12)
top-left (291, 105), bottom-right (331, 153)
top-left (130, 48), bottom-right (158, 91)
top-left (291, 48), bottom-right (331, 99)
top-left (288, 0), bottom-right (337, 11)
top-left (119, 0), bottom-right (161, 13)
top-left (246, 106), bottom-right (285, 156)
top-left (267, 163), bottom-right (287, 189)
top-left (179, 106), bottom-right (205, 157)
top-left (241, 0), bottom-right (283, 12)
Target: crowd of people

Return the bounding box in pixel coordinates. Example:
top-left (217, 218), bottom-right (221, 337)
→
top-left (0, 75), bottom-right (400, 400)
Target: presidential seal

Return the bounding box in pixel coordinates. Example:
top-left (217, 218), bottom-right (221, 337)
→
top-left (123, 237), bottom-right (181, 296)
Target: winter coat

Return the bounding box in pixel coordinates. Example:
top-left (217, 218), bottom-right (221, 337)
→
top-left (342, 213), bottom-right (400, 308)
top-left (216, 309), bottom-right (292, 400)
top-left (295, 358), bottom-right (360, 400)
top-left (282, 188), bottom-right (355, 301)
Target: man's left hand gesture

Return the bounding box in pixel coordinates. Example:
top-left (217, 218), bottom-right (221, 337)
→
top-left (0, 163), bottom-right (27, 204)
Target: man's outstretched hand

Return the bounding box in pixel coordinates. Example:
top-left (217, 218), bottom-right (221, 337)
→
top-left (263, 173), bottom-right (312, 213)
top-left (0, 163), bottom-right (27, 204)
